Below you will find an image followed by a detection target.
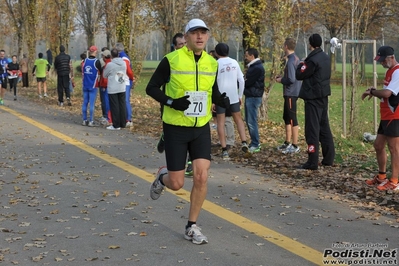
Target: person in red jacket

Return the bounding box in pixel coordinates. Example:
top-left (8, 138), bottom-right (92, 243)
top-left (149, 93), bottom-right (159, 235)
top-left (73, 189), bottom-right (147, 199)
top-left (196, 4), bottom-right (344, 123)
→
top-left (99, 49), bottom-right (112, 125)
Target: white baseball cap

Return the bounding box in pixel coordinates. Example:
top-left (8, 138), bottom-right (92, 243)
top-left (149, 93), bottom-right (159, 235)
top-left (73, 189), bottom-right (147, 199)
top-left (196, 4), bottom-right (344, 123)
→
top-left (185, 19), bottom-right (209, 34)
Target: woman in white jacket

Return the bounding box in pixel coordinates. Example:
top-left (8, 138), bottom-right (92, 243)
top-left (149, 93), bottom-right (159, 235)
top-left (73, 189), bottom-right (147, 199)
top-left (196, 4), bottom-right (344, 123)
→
top-left (103, 48), bottom-right (128, 130)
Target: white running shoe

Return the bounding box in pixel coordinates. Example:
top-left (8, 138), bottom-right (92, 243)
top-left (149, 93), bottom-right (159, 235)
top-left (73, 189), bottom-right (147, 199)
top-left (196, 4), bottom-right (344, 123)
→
top-left (184, 224), bottom-right (208, 245)
top-left (222, 150), bottom-right (230, 160)
top-left (150, 167), bottom-right (167, 200)
top-left (106, 125), bottom-right (120, 130)
top-left (249, 145), bottom-right (261, 153)
top-left (277, 142), bottom-right (290, 150)
top-left (282, 144), bottom-right (300, 154)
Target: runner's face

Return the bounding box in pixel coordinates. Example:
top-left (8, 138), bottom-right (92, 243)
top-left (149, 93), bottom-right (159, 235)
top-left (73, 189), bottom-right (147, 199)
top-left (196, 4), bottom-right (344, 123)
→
top-left (175, 37), bottom-right (186, 50)
top-left (185, 29), bottom-right (209, 55)
top-left (0, 52), bottom-right (4, 59)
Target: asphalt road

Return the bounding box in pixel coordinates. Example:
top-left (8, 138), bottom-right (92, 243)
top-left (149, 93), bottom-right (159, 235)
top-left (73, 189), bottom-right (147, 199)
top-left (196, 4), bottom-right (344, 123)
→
top-left (0, 93), bottom-right (398, 266)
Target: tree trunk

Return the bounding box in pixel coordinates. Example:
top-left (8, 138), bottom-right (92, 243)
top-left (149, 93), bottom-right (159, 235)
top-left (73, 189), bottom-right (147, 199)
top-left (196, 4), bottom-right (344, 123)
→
top-left (24, 0), bottom-right (37, 86)
top-left (360, 44), bottom-right (366, 83)
top-left (116, 0), bottom-right (131, 48)
top-left (17, 31), bottom-right (23, 58)
top-left (259, 85), bottom-right (271, 121)
top-left (349, 44), bottom-right (359, 135)
top-left (87, 32), bottom-right (94, 47)
top-left (164, 28), bottom-right (172, 54)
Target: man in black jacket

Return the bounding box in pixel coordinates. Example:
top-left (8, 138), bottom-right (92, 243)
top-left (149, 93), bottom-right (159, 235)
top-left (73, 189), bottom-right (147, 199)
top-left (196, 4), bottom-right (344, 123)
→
top-left (295, 33), bottom-right (335, 170)
top-left (54, 45), bottom-right (73, 106)
top-left (244, 48), bottom-right (265, 153)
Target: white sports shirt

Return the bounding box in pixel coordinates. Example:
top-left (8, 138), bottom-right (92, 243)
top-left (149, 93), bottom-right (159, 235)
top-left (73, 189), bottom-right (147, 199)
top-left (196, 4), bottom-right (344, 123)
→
top-left (216, 57), bottom-right (245, 104)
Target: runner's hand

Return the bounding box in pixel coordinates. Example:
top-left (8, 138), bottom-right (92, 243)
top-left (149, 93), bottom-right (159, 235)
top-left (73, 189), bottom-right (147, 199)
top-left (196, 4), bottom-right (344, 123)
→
top-left (171, 95), bottom-right (191, 111)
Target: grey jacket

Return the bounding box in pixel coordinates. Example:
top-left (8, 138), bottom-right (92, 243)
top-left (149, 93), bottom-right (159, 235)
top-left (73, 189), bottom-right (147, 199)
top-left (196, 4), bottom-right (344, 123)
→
top-left (281, 53), bottom-right (301, 97)
top-left (103, 58), bottom-right (127, 94)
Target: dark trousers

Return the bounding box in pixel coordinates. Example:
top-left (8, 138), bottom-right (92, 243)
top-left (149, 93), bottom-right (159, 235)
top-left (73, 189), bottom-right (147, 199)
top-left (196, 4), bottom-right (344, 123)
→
top-left (100, 87), bottom-right (110, 118)
top-left (109, 92), bottom-right (126, 128)
top-left (9, 78), bottom-right (18, 96)
top-left (22, 72), bottom-right (29, 87)
top-left (1, 77), bottom-right (8, 89)
top-left (57, 75), bottom-right (70, 103)
top-left (304, 97), bottom-right (335, 166)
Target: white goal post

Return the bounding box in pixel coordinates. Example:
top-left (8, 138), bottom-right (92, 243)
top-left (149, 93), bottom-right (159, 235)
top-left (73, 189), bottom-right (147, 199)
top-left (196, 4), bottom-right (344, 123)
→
top-left (341, 40), bottom-right (378, 137)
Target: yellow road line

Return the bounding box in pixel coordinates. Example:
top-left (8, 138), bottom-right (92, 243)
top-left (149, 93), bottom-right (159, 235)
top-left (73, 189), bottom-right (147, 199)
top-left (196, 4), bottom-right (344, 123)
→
top-left (2, 106), bottom-right (325, 265)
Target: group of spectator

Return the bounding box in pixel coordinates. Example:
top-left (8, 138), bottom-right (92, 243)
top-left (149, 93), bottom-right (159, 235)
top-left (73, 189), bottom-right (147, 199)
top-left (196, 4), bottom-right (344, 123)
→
top-left (52, 43), bottom-right (134, 129)
top-left (76, 44), bottom-right (134, 129)
top-left (0, 44), bottom-right (135, 131)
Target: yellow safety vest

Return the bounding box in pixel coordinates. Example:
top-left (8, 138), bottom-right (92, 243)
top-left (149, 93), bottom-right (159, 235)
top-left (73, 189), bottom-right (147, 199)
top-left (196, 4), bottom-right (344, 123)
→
top-left (163, 46), bottom-right (217, 127)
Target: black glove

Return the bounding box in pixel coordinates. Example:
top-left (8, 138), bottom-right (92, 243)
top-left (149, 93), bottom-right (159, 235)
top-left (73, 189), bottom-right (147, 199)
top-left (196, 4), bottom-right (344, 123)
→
top-left (216, 92), bottom-right (230, 108)
top-left (171, 95), bottom-right (191, 111)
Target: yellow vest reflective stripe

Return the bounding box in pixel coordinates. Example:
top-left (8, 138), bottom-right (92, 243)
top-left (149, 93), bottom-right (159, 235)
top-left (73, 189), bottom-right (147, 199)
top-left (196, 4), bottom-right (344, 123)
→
top-left (163, 46), bottom-right (218, 127)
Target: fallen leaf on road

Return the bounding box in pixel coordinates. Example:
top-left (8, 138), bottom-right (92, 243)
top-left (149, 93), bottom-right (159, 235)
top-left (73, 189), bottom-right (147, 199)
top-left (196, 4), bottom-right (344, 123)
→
top-left (32, 255), bottom-right (43, 262)
top-left (66, 235), bottom-right (79, 239)
top-left (85, 257), bottom-right (98, 261)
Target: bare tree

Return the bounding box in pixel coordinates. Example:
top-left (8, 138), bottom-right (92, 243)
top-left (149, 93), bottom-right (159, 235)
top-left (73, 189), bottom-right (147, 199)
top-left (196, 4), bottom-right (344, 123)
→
top-left (102, 0), bottom-right (120, 48)
top-left (4, 0), bottom-right (25, 56)
top-left (116, 0), bottom-right (155, 78)
top-left (76, 0), bottom-right (104, 46)
top-left (240, 0), bottom-right (299, 120)
top-left (151, 0), bottom-right (189, 55)
top-left (54, 0), bottom-right (76, 51)
top-left (3, 0), bottom-right (38, 84)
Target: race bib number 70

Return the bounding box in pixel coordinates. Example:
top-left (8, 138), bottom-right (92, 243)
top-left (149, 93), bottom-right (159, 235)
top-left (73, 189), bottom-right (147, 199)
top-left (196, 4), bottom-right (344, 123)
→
top-left (184, 91), bottom-right (207, 117)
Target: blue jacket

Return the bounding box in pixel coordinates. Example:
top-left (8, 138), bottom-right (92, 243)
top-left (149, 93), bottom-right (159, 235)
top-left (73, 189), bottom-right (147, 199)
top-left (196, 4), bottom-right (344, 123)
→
top-left (82, 57), bottom-right (99, 89)
top-left (244, 59), bottom-right (265, 97)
